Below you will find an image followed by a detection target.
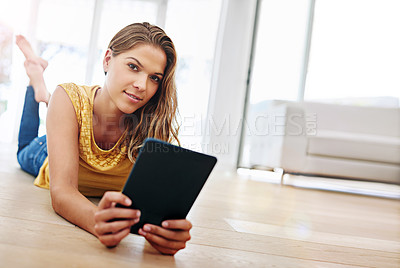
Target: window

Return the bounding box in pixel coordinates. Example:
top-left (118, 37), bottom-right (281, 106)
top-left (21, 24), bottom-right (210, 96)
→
top-left (164, 0), bottom-right (222, 150)
top-left (248, 0), bottom-right (310, 104)
top-left (36, 0), bottom-right (95, 91)
top-left (91, 0), bottom-right (160, 86)
top-left (305, 0), bottom-right (400, 107)
top-left (0, 0), bottom-right (32, 142)
top-left (0, 0), bottom-right (222, 145)
top-left (238, 0), bottom-right (311, 167)
top-left (0, 24), bottom-right (13, 116)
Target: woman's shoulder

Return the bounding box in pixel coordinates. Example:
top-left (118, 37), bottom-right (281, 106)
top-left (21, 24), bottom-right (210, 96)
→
top-left (58, 83), bottom-right (94, 96)
top-left (58, 83), bottom-right (100, 104)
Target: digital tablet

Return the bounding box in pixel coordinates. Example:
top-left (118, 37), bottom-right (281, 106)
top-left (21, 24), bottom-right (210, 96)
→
top-left (118, 138), bottom-right (217, 234)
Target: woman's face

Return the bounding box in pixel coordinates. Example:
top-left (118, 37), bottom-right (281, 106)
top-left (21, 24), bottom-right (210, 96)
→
top-left (103, 44), bottom-right (167, 115)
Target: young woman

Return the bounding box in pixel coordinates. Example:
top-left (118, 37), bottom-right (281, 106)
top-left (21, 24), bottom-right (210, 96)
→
top-left (15, 23), bottom-right (192, 255)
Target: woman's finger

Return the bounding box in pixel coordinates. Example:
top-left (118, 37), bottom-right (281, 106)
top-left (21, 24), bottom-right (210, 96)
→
top-left (95, 218), bottom-right (138, 235)
top-left (98, 227), bottom-right (131, 247)
top-left (161, 219), bottom-right (192, 231)
top-left (98, 191), bottom-right (132, 210)
top-left (148, 240), bottom-right (179, 256)
top-left (139, 228), bottom-right (187, 250)
top-left (141, 224), bottom-right (191, 241)
top-left (94, 207), bottom-right (140, 223)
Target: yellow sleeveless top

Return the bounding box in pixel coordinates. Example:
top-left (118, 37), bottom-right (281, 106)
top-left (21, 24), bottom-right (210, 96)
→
top-left (34, 83), bottom-right (133, 197)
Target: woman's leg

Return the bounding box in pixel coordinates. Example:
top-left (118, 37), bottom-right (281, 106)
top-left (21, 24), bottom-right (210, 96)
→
top-left (16, 35), bottom-right (50, 104)
top-left (16, 36), bottom-right (51, 176)
top-left (15, 35), bottom-right (48, 71)
top-left (17, 85), bottom-right (40, 153)
top-left (17, 59), bottom-right (50, 152)
top-left (17, 133), bottom-right (48, 176)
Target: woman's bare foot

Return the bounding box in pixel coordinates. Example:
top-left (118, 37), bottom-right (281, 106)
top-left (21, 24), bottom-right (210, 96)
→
top-left (16, 35), bottom-right (48, 70)
top-left (24, 60), bottom-right (50, 104)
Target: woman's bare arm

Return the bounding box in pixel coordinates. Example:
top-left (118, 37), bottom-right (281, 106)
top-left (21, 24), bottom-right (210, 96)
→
top-left (47, 86), bottom-right (98, 233)
top-left (46, 86), bottom-right (140, 245)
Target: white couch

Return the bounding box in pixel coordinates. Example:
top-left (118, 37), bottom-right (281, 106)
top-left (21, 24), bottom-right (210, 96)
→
top-left (246, 100), bottom-right (400, 184)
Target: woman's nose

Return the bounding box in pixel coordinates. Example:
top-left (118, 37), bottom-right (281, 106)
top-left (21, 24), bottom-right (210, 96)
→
top-left (133, 74), bottom-right (147, 91)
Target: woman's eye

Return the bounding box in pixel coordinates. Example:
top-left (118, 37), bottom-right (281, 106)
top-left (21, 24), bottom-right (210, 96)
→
top-left (128, 64), bottom-right (138, 71)
top-left (150, 75), bottom-right (160, 83)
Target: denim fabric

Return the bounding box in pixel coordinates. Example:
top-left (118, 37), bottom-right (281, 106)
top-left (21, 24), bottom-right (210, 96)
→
top-left (16, 86), bottom-right (48, 176)
top-left (17, 135), bottom-right (48, 176)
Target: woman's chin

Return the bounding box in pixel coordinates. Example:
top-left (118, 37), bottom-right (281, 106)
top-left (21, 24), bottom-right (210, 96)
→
top-left (119, 105), bottom-right (140, 116)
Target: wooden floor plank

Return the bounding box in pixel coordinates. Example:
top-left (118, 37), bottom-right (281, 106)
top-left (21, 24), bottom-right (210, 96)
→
top-left (0, 217), bottom-right (366, 268)
top-left (0, 142), bottom-right (399, 267)
top-left (225, 218), bottom-right (400, 253)
top-left (189, 226), bottom-right (399, 268)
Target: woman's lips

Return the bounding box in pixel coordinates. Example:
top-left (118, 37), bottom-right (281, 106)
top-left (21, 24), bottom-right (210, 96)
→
top-left (124, 91), bottom-right (142, 102)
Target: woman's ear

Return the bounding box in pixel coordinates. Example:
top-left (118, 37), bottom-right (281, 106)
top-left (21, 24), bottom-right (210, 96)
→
top-left (103, 49), bottom-right (113, 74)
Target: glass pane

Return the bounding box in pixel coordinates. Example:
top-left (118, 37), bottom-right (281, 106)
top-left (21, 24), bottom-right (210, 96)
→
top-left (249, 0), bottom-right (310, 104)
top-left (0, 0), bottom-right (38, 142)
top-left (165, 0), bottom-right (222, 151)
top-left (0, 25), bottom-right (12, 85)
top-left (0, 24), bottom-right (13, 120)
top-left (33, 0), bottom-right (95, 135)
top-left (305, 0), bottom-right (400, 107)
top-left (36, 0), bottom-right (95, 92)
top-left (92, 0), bottom-right (159, 86)
top-left (239, 0), bottom-right (310, 168)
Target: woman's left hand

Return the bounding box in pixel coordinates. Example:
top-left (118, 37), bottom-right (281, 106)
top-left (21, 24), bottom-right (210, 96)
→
top-left (138, 219), bottom-right (192, 255)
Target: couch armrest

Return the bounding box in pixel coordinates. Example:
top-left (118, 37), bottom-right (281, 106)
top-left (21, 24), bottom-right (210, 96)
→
top-left (247, 100), bottom-right (311, 170)
top-left (279, 102), bottom-right (310, 171)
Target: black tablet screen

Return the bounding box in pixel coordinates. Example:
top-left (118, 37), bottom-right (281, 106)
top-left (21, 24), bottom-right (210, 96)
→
top-left (120, 138), bottom-right (217, 234)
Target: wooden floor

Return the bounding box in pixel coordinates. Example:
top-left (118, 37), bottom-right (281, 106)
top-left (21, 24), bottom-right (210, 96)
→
top-left (0, 142), bottom-right (399, 268)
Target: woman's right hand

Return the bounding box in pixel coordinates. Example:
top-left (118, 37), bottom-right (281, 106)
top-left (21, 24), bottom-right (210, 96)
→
top-left (94, 191), bottom-right (141, 247)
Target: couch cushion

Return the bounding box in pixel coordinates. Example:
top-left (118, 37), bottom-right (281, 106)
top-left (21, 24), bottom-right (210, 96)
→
top-left (303, 102), bottom-right (400, 137)
top-left (307, 130), bottom-right (400, 165)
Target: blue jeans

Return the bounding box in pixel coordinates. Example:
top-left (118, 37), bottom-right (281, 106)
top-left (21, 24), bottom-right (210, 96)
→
top-left (17, 86), bottom-right (48, 176)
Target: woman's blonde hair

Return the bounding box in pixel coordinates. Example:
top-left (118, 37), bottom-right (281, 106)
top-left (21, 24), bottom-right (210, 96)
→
top-left (108, 22), bottom-right (180, 161)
